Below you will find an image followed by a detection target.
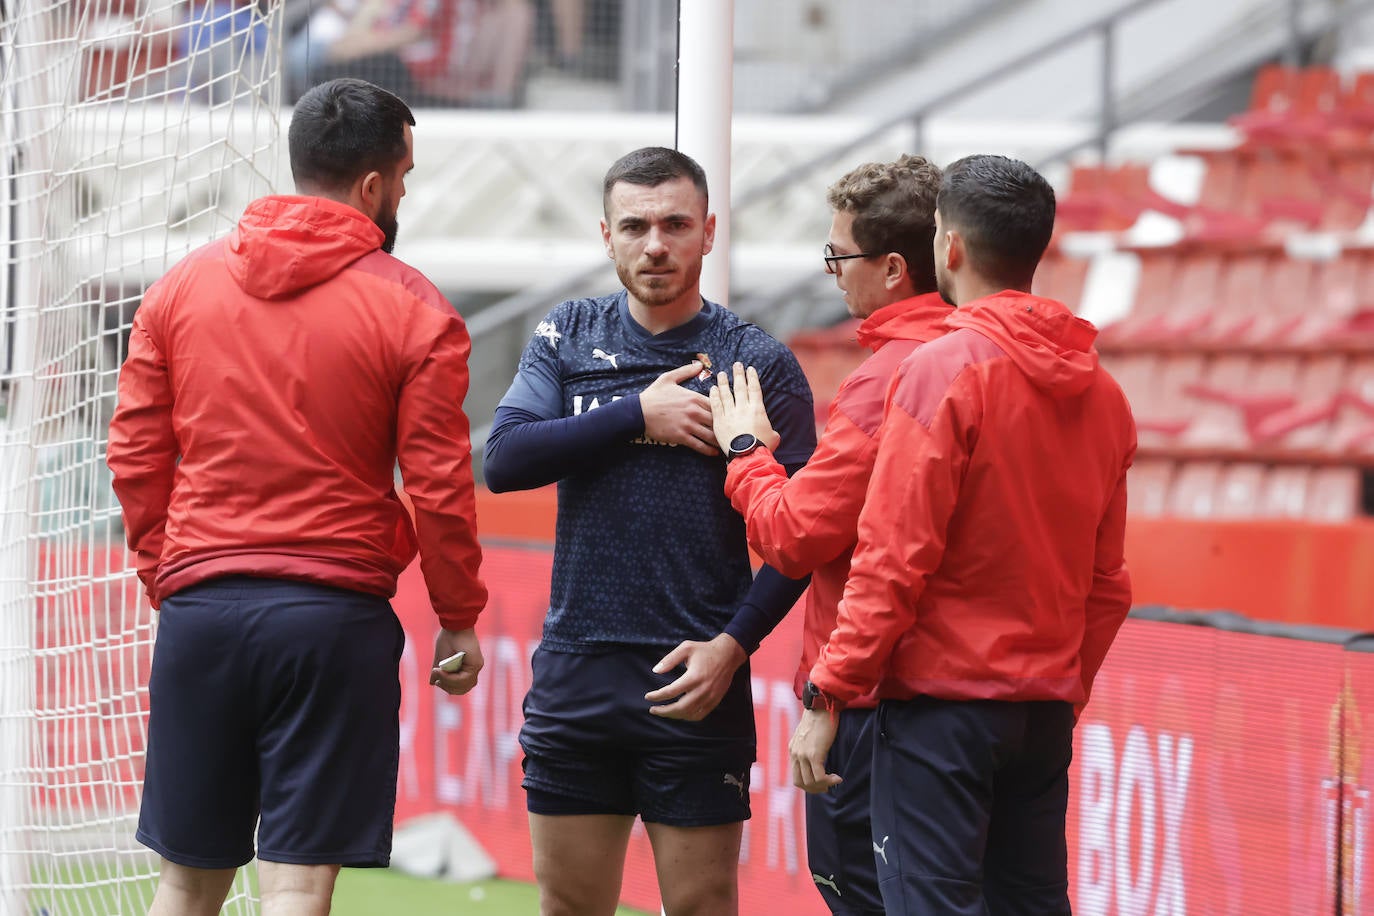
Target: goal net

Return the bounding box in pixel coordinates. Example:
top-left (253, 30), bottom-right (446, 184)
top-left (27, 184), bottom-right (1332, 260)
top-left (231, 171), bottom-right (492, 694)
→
top-left (1, 1), bottom-right (284, 911)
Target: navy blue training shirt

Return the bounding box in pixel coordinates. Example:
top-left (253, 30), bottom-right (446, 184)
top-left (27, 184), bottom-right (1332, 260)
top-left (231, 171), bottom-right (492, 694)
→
top-left (490, 291), bottom-right (816, 653)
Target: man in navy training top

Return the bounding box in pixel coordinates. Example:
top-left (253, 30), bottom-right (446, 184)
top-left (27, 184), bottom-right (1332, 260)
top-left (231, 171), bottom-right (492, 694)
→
top-left (484, 146), bottom-right (817, 916)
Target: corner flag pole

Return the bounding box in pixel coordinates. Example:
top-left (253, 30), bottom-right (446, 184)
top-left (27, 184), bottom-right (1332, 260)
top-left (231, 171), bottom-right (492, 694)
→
top-left (675, 0), bottom-right (734, 308)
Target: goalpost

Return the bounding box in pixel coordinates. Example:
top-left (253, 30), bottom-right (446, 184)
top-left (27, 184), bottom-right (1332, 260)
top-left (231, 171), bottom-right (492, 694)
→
top-left (0, 1), bottom-right (284, 911)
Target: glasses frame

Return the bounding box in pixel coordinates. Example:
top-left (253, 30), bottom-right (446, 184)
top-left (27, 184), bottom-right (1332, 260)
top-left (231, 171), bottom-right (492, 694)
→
top-left (823, 242), bottom-right (877, 275)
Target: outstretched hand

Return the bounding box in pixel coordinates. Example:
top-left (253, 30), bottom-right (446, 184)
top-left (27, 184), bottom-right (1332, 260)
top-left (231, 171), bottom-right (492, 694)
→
top-left (641, 362), bottom-right (718, 456)
top-left (645, 633), bottom-right (747, 721)
top-left (709, 363), bottom-right (780, 454)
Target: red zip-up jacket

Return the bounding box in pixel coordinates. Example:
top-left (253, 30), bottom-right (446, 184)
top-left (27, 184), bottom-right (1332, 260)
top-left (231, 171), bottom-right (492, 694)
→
top-left (107, 195), bottom-right (487, 630)
top-left (723, 293), bottom-right (951, 708)
top-left (811, 291), bottom-right (1135, 708)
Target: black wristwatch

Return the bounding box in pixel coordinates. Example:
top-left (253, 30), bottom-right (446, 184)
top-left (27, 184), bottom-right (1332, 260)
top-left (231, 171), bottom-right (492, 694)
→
top-left (726, 433), bottom-right (762, 461)
top-left (801, 680), bottom-right (841, 713)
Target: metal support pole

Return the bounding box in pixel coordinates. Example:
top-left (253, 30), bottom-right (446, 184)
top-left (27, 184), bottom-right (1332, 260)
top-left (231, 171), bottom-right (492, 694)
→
top-left (1099, 23), bottom-right (1116, 161)
top-left (675, 0), bottom-right (733, 307)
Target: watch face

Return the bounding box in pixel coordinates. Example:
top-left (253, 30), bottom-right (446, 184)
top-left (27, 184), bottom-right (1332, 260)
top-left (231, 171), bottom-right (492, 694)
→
top-left (729, 433), bottom-right (758, 454)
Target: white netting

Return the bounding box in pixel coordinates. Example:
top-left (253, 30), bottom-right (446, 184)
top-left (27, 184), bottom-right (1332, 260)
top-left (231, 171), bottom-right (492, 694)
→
top-left (1, 1), bottom-right (284, 911)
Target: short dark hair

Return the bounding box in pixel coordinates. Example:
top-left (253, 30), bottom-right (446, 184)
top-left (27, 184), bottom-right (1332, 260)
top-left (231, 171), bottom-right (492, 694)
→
top-left (602, 147), bottom-right (709, 217)
top-left (289, 78), bottom-right (416, 192)
top-left (827, 154), bottom-right (942, 294)
top-left (936, 155), bottom-right (1056, 283)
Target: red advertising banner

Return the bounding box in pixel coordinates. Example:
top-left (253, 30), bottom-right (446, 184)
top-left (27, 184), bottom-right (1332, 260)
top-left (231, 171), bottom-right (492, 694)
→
top-left (1069, 620), bottom-right (1343, 916)
top-left (392, 547), bottom-right (1360, 915)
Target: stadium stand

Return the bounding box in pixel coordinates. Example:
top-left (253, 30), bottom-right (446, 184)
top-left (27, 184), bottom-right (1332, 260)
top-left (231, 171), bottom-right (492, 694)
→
top-left (787, 63), bottom-right (1374, 524)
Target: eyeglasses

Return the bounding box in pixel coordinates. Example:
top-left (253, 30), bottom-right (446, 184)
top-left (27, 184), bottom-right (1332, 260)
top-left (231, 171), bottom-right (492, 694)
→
top-left (823, 242), bottom-right (876, 275)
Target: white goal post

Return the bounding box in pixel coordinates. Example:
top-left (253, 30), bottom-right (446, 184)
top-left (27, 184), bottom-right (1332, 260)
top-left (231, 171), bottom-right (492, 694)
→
top-left (1, 1), bottom-right (284, 911)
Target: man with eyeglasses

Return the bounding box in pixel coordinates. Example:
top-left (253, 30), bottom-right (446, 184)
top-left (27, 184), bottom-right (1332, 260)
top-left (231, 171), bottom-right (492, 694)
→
top-left (709, 153), bottom-right (950, 915)
top-left (792, 155), bottom-right (1133, 916)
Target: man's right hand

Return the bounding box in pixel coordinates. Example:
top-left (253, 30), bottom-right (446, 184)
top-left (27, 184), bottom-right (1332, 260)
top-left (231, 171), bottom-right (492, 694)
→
top-left (430, 628), bottom-right (483, 696)
top-left (640, 362), bottom-right (718, 456)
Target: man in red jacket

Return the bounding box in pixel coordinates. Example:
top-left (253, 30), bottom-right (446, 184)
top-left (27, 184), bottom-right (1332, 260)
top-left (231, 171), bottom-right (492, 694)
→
top-left (708, 153), bottom-right (949, 915)
top-left (107, 78), bottom-right (487, 916)
top-left (790, 155), bottom-right (1136, 916)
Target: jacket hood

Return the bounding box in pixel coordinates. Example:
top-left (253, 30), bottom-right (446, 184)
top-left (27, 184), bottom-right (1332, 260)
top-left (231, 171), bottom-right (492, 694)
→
top-left (945, 291), bottom-right (1099, 397)
top-left (856, 292), bottom-right (954, 351)
top-left (226, 195), bottom-right (384, 300)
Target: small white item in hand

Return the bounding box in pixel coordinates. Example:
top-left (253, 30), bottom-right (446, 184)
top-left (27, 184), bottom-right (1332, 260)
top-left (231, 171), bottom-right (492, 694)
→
top-left (437, 650), bottom-right (466, 673)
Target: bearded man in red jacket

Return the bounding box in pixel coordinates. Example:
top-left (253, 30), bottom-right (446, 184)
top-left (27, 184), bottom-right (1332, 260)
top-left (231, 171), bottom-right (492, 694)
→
top-left (755, 154), bottom-right (1135, 916)
top-left (709, 153), bottom-right (949, 916)
top-left (107, 78), bottom-right (487, 916)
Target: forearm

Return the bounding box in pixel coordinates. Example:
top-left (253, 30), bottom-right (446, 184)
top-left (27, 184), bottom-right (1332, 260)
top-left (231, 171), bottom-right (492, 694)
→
top-left (726, 420), bottom-right (873, 576)
top-left (722, 459), bottom-right (811, 653)
top-left (724, 563), bottom-right (810, 654)
top-left (483, 397), bottom-right (643, 491)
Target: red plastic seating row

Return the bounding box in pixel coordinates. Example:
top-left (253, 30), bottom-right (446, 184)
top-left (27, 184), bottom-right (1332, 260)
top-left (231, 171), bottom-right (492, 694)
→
top-left (1099, 247), bottom-right (1374, 348)
top-left (1129, 459), bottom-right (1362, 521)
top-left (1231, 65), bottom-right (1374, 148)
top-left (1106, 351), bottom-right (1374, 459)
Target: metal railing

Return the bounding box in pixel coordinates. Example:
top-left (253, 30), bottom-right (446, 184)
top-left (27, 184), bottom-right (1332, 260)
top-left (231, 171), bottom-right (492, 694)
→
top-left (466, 0), bottom-right (1374, 464)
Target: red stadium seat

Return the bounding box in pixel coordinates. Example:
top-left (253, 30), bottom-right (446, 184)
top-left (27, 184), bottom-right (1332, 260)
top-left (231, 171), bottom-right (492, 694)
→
top-left (1166, 461), bottom-right (1224, 517)
top-left (1203, 251), bottom-right (1269, 342)
top-left (1032, 253), bottom-right (1091, 307)
top-left (1241, 255), bottom-right (1313, 345)
top-left (1259, 465), bottom-right (1312, 517)
top-left (1251, 355), bottom-right (1346, 452)
top-left (1127, 459), bottom-right (1173, 516)
top-left (1214, 463), bottom-right (1266, 516)
top-left (1180, 355), bottom-right (1286, 449)
top-left (1306, 467), bottom-right (1362, 521)
top-left (1129, 354), bottom-right (1203, 447)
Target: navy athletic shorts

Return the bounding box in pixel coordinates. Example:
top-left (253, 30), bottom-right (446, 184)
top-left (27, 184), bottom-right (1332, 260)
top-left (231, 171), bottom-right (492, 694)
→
top-left (805, 706), bottom-right (884, 915)
top-left (520, 644), bottom-right (755, 826)
top-left (136, 576), bottom-right (405, 869)
top-left (870, 697), bottom-right (1075, 916)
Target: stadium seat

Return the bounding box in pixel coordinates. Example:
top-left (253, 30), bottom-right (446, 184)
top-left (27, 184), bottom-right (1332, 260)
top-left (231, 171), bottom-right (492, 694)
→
top-left (1166, 461), bottom-right (1224, 516)
top-left (1214, 463), bottom-right (1267, 516)
top-left (1259, 465), bottom-right (1312, 517)
top-left (1179, 354), bottom-right (1281, 449)
top-left (1126, 458), bottom-right (1173, 516)
top-left (1033, 252), bottom-right (1091, 307)
top-left (1241, 255), bottom-right (1313, 345)
top-left (1099, 248), bottom-right (1179, 344)
top-left (1251, 355), bottom-right (1346, 452)
top-left (1203, 250), bottom-right (1269, 342)
top-left (1305, 467), bottom-right (1362, 521)
top-left (1115, 353), bottom-right (1200, 447)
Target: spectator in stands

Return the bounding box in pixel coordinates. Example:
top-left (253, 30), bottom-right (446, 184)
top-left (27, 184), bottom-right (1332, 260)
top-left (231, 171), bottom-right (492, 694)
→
top-left (180, 0), bottom-right (271, 105)
top-left (107, 79), bottom-right (487, 915)
top-left (286, 0), bottom-right (428, 102)
top-left (288, 0), bottom-right (533, 108)
top-left (483, 146), bottom-right (816, 916)
top-left (707, 153), bottom-right (950, 916)
top-left (787, 154), bottom-right (1134, 915)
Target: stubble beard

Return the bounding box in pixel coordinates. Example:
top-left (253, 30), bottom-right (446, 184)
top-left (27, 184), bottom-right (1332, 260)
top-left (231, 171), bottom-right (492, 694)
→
top-left (617, 256), bottom-right (703, 309)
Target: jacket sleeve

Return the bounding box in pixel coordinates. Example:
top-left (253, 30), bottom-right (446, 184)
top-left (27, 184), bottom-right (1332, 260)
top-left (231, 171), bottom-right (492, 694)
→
top-left (107, 290), bottom-right (178, 607)
top-left (396, 311), bottom-right (488, 631)
top-left (1077, 445), bottom-right (1135, 710)
top-left (810, 365), bottom-right (978, 703)
top-left (724, 409), bottom-right (878, 578)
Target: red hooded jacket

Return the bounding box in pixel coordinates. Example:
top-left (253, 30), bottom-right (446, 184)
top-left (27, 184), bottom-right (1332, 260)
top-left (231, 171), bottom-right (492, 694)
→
top-left (723, 293), bottom-right (952, 708)
top-left (107, 195), bottom-right (487, 629)
top-left (811, 291), bottom-right (1135, 707)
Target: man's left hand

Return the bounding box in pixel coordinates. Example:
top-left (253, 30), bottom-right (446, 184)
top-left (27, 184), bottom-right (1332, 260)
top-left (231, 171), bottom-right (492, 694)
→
top-left (645, 633), bottom-right (747, 720)
top-left (790, 708), bottom-right (843, 793)
top-left (709, 363), bottom-right (781, 454)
